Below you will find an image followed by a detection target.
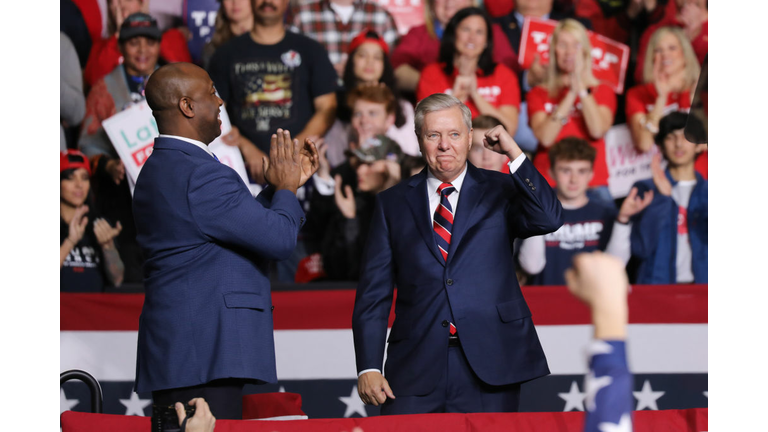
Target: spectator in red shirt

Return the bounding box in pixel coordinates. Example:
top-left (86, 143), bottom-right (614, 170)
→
top-left (83, 0), bottom-right (191, 87)
top-left (634, 0), bottom-right (707, 84)
top-left (201, 0), bottom-right (254, 69)
top-left (391, 0), bottom-right (518, 93)
top-left (416, 7), bottom-right (521, 135)
top-left (625, 26), bottom-right (700, 153)
top-left (527, 18), bottom-right (616, 205)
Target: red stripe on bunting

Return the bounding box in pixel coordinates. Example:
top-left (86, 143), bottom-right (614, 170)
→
top-left (60, 285), bottom-right (708, 331)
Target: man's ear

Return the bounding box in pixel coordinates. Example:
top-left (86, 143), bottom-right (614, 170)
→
top-left (179, 96), bottom-right (195, 118)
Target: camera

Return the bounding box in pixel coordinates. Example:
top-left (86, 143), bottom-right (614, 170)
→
top-left (151, 403), bottom-right (195, 432)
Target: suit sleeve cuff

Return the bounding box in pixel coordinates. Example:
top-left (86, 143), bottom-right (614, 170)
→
top-left (507, 153), bottom-right (527, 174)
top-left (358, 369), bottom-right (381, 378)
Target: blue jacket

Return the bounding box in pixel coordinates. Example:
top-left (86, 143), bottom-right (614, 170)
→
top-left (630, 169), bottom-right (708, 284)
top-left (132, 137), bottom-right (305, 393)
top-left (352, 160), bottom-right (562, 396)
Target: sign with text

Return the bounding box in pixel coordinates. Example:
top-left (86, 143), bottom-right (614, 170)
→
top-left (374, 0), bottom-right (424, 35)
top-left (102, 101), bottom-right (251, 195)
top-left (518, 18), bottom-right (630, 93)
top-left (605, 124), bottom-right (664, 198)
top-left (184, 0), bottom-right (220, 65)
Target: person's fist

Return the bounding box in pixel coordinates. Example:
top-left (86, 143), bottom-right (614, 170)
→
top-left (357, 371), bottom-right (395, 406)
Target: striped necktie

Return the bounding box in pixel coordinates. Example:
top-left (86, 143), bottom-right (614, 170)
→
top-left (433, 182), bottom-right (456, 262)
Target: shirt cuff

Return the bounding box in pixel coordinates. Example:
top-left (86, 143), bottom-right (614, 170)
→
top-left (313, 173), bottom-right (335, 196)
top-left (507, 153), bottom-right (527, 174)
top-left (358, 369), bottom-right (381, 378)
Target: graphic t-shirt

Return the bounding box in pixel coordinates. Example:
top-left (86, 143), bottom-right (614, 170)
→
top-left (60, 218), bottom-right (105, 293)
top-left (528, 199), bottom-right (617, 285)
top-left (208, 31), bottom-right (339, 154)
top-left (671, 180), bottom-right (696, 283)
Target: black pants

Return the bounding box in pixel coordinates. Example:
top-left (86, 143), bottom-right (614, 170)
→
top-left (152, 378), bottom-right (245, 420)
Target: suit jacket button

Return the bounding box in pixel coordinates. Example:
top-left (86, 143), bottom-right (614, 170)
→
top-left (442, 320), bottom-right (449, 327)
top-left (300, 217), bottom-right (305, 223)
top-left (446, 279), bottom-right (453, 286)
top-left (271, 306), bottom-right (275, 311)
top-left (531, 186), bottom-right (536, 191)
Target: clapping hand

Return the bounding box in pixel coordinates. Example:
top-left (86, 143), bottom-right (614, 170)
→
top-left (263, 129), bottom-right (302, 193)
top-left (650, 153), bottom-right (672, 196)
top-left (298, 136), bottom-right (320, 187)
top-left (617, 187), bottom-right (654, 223)
top-left (67, 205), bottom-right (90, 246)
top-left (94, 218), bottom-right (123, 249)
top-left (334, 174), bottom-right (356, 219)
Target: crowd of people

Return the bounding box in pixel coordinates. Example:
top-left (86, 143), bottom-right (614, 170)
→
top-left (60, 0), bottom-right (708, 292)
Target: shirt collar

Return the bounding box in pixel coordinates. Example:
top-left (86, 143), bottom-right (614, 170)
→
top-left (426, 163), bottom-right (468, 196)
top-left (158, 134), bottom-right (215, 158)
top-left (514, 11), bottom-right (550, 27)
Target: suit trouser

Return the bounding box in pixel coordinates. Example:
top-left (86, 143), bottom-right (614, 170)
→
top-left (152, 378), bottom-right (245, 420)
top-left (380, 344), bottom-right (521, 415)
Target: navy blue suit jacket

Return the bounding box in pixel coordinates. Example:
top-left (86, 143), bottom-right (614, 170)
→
top-left (352, 160), bottom-right (563, 396)
top-left (132, 136), bottom-right (305, 393)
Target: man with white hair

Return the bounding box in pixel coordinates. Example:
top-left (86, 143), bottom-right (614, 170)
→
top-left (352, 93), bottom-right (563, 414)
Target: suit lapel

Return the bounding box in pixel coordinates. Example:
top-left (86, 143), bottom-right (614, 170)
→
top-left (446, 164), bottom-right (487, 266)
top-left (406, 169), bottom-right (445, 266)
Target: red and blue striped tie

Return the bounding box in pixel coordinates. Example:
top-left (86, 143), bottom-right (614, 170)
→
top-left (433, 182), bottom-right (456, 262)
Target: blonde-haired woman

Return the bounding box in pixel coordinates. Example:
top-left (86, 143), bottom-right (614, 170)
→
top-left (390, 0), bottom-right (517, 92)
top-left (201, 0), bottom-right (254, 69)
top-left (527, 18), bottom-right (616, 204)
top-left (626, 26), bottom-right (701, 153)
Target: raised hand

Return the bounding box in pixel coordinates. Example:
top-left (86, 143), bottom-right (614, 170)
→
top-left (67, 205), bottom-right (90, 246)
top-left (313, 137), bottom-right (332, 180)
top-left (528, 54), bottom-right (547, 87)
top-left (333, 174), bottom-right (356, 219)
top-left (483, 125), bottom-right (522, 160)
top-left (652, 53), bottom-right (672, 97)
top-left (617, 187), bottom-right (654, 223)
top-left (94, 218), bottom-right (123, 248)
top-left (105, 159), bottom-right (125, 185)
top-left (650, 153), bottom-right (672, 196)
top-left (263, 129), bottom-right (302, 193)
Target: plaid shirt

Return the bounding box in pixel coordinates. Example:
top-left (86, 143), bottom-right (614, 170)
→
top-left (288, 0), bottom-right (400, 66)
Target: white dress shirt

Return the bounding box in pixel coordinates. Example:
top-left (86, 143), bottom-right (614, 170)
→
top-left (158, 134), bottom-right (216, 159)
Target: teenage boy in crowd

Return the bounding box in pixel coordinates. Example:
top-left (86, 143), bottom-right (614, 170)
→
top-left (518, 137), bottom-right (653, 285)
top-left (625, 112), bottom-right (708, 284)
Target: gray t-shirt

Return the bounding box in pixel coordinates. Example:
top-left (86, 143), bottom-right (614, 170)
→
top-left (672, 180), bottom-right (697, 283)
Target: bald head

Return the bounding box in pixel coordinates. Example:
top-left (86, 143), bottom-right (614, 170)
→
top-left (145, 62), bottom-right (224, 144)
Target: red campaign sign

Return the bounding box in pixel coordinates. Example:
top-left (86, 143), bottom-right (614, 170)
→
top-left (518, 18), bottom-right (630, 94)
top-left (131, 143), bottom-right (154, 167)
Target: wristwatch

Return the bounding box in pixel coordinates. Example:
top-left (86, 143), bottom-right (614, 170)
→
top-left (551, 113), bottom-right (568, 125)
top-left (578, 87), bottom-right (592, 98)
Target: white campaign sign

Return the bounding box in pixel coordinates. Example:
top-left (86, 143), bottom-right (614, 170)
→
top-left (605, 124), bottom-right (663, 198)
top-left (102, 101), bottom-right (252, 195)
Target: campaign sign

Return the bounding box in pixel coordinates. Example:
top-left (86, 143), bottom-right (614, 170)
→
top-left (102, 101), bottom-right (251, 195)
top-left (518, 18), bottom-right (630, 93)
top-left (184, 0), bottom-right (220, 65)
top-left (374, 0), bottom-right (424, 35)
top-left (604, 124), bottom-right (664, 198)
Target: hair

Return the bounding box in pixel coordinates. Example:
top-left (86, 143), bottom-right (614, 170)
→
top-left (210, 1), bottom-right (237, 49)
top-left (400, 154), bottom-right (427, 178)
top-left (347, 85), bottom-right (397, 116)
top-left (545, 19), bottom-right (599, 97)
top-left (472, 115), bottom-right (503, 130)
top-left (107, 0), bottom-right (149, 35)
top-left (642, 26), bottom-right (701, 90)
top-left (339, 30), bottom-right (406, 128)
top-left (424, 0), bottom-right (479, 38)
top-left (438, 7), bottom-right (495, 77)
top-left (655, 111), bottom-right (698, 147)
top-left (414, 93), bottom-right (472, 138)
top-left (548, 137), bottom-right (597, 169)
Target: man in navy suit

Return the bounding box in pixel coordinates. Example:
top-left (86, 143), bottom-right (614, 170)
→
top-left (133, 63), bottom-right (318, 419)
top-left (352, 94), bottom-right (563, 414)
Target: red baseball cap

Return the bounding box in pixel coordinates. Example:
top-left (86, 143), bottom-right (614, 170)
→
top-left (60, 150), bottom-right (91, 175)
top-left (348, 28), bottom-right (389, 55)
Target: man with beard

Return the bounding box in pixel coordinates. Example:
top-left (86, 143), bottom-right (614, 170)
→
top-left (133, 62), bottom-right (319, 419)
